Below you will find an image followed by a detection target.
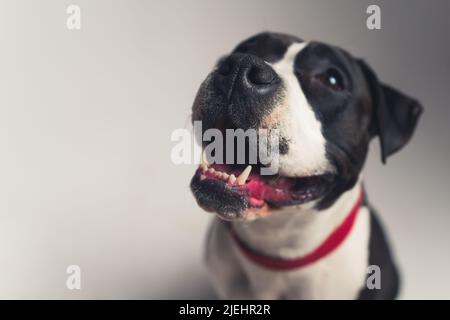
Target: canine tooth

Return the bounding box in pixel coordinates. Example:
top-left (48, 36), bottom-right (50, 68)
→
top-left (228, 174), bottom-right (236, 184)
top-left (208, 168), bottom-right (215, 173)
top-left (237, 165), bottom-right (252, 185)
top-left (222, 173), bottom-right (229, 180)
top-left (201, 150), bottom-right (209, 165)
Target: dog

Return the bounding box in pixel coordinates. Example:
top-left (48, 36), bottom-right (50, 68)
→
top-left (190, 32), bottom-right (423, 299)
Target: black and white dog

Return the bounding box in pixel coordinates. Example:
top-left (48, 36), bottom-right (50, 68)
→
top-left (190, 32), bottom-right (423, 299)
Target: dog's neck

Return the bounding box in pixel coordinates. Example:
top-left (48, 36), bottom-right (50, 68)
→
top-left (231, 177), bottom-right (364, 259)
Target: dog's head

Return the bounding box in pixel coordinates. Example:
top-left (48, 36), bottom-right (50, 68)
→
top-left (190, 32), bottom-right (423, 220)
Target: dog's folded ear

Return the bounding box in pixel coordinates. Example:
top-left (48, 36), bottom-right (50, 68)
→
top-left (358, 60), bottom-right (423, 163)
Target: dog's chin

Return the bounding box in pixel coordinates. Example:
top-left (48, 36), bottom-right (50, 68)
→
top-left (190, 163), bottom-right (334, 221)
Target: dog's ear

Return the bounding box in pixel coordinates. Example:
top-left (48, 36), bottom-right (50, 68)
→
top-left (358, 60), bottom-right (423, 163)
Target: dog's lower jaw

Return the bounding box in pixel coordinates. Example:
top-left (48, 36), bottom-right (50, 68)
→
top-left (241, 203), bottom-right (272, 221)
top-left (205, 177), bottom-right (370, 299)
top-left (204, 204), bottom-right (272, 222)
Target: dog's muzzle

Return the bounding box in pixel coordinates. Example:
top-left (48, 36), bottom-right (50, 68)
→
top-left (213, 53), bottom-right (282, 129)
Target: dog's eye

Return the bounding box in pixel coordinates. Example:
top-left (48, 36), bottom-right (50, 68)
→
top-left (316, 68), bottom-right (345, 91)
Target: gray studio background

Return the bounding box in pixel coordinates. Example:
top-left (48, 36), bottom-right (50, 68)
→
top-left (1, 0), bottom-right (449, 299)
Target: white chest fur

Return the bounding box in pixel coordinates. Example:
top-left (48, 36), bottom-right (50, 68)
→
top-left (233, 206), bottom-right (370, 299)
top-left (205, 182), bottom-right (371, 299)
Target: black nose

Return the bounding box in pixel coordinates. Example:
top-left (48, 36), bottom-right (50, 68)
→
top-left (215, 53), bottom-right (280, 98)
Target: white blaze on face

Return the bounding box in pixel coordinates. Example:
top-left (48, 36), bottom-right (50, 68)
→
top-left (270, 42), bottom-right (333, 177)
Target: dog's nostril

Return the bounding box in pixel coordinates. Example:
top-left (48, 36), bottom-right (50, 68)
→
top-left (247, 65), bottom-right (276, 85)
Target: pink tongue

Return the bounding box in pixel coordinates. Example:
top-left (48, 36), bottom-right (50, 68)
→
top-left (207, 164), bottom-right (295, 204)
top-left (245, 177), bottom-right (293, 204)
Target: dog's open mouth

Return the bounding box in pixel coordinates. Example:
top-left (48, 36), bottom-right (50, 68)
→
top-left (190, 161), bottom-right (334, 220)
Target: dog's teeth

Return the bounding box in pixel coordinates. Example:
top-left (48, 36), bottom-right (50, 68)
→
top-left (237, 165), bottom-right (252, 185)
top-left (208, 168), bottom-right (215, 174)
top-left (200, 164), bottom-right (208, 172)
top-left (228, 174), bottom-right (236, 184)
top-left (222, 173), bottom-right (229, 180)
top-left (201, 149), bottom-right (209, 165)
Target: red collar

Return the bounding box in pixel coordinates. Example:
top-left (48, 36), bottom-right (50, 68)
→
top-left (229, 190), bottom-right (364, 271)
